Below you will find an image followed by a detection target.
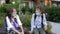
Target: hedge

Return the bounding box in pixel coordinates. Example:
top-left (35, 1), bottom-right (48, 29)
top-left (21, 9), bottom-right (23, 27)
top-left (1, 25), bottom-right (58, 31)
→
top-left (44, 7), bottom-right (60, 22)
top-left (0, 3), bottom-right (19, 13)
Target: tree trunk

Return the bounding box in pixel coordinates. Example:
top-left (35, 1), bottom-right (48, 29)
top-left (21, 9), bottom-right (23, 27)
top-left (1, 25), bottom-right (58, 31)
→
top-left (49, 0), bottom-right (52, 7)
top-left (44, 0), bottom-right (49, 6)
top-left (36, 0), bottom-right (40, 6)
top-left (5, 0), bottom-right (10, 4)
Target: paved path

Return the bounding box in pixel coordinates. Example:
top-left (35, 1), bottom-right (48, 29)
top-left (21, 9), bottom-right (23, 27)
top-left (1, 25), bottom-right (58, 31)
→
top-left (49, 22), bottom-right (60, 34)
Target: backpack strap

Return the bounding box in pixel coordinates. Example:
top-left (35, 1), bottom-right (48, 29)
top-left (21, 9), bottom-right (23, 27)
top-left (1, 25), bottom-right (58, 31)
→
top-left (41, 13), bottom-right (44, 28)
top-left (4, 17), bottom-right (17, 31)
top-left (4, 17), bottom-right (8, 32)
top-left (34, 13), bottom-right (37, 22)
top-left (34, 13), bottom-right (44, 27)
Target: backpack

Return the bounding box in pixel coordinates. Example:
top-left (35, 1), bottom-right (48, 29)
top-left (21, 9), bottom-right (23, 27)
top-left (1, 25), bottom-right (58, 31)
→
top-left (34, 13), bottom-right (44, 28)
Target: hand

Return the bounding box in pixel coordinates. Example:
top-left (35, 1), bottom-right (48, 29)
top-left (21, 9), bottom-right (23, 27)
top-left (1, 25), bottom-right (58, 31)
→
top-left (43, 26), bottom-right (47, 31)
top-left (28, 31), bottom-right (32, 34)
top-left (22, 32), bottom-right (24, 34)
top-left (18, 32), bottom-right (21, 34)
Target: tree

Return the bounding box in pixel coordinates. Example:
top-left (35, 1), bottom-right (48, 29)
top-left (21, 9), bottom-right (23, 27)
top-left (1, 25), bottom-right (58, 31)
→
top-left (49, 0), bottom-right (52, 7)
top-left (36, 0), bottom-right (40, 6)
top-left (5, 0), bottom-right (10, 4)
top-left (44, 0), bottom-right (49, 6)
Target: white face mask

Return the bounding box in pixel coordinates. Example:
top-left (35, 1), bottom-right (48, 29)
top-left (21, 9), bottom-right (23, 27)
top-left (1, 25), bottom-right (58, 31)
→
top-left (36, 13), bottom-right (40, 15)
top-left (12, 14), bottom-right (17, 17)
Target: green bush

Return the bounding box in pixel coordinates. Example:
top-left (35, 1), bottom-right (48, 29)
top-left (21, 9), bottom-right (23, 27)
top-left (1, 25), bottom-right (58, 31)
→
top-left (44, 7), bottom-right (60, 22)
top-left (21, 6), bottom-right (28, 14)
top-left (0, 13), bottom-right (5, 28)
top-left (0, 3), bottom-right (19, 13)
top-left (0, 18), bottom-right (4, 28)
top-left (47, 22), bottom-right (52, 33)
top-left (28, 8), bottom-right (35, 14)
top-left (20, 6), bottom-right (36, 14)
top-left (20, 14), bottom-right (31, 27)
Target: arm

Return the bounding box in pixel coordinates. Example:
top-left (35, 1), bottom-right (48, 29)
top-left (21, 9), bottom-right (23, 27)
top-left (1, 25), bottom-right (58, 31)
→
top-left (19, 25), bottom-right (24, 34)
top-left (6, 17), bottom-right (21, 34)
top-left (28, 14), bottom-right (35, 34)
top-left (31, 14), bottom-right (35, 32)
top-left (43, 13), bottom-right (47, 30)
top-left (11, 27), bottom-right (21, 34)
top-left (16, 15), bottom-right (24, 34)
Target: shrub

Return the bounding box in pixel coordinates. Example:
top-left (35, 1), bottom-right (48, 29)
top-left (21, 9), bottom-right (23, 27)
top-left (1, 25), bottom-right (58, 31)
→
top-left (0, 18), bottom-right (4, 28)
top-left (0, 3), bottom-right (19, 13)
top-left (20, 14), bottom-right (31, 27)
top-left (28, 8), bottom-right (35, 14)
top-left (44, 7), bottom-right (60, 22)
top-left (47, 22), bottom-right (52, 33)
top-left (0, 13), bottom-right (5, 28)
top-left (21, 6), bottom-right (27, 14)
top-left (19, 6), bottom-right (35, 15)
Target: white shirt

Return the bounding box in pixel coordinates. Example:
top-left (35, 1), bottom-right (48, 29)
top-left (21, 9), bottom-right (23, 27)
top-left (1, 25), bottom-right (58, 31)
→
top-left (34, 14), bottom-right (42, 28)
top-left (5, 15), bottom-right (22, 31)
top-left (31, 13), bottom-right (47, 32)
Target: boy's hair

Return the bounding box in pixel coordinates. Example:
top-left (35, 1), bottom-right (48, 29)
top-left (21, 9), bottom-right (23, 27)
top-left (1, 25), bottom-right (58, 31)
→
top-left (36, 6), bottom-right (43, 14)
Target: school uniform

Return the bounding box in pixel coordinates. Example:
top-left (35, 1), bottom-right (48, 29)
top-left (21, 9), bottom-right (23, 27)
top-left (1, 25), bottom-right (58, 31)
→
top-left (5, 15), bottom-right (22, 34)
top-left (31, 13), bottom-right (47, 34)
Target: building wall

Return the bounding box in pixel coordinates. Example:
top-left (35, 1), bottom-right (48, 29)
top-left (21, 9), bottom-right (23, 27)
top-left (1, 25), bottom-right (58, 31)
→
top-left (19, 1), bottom-right (34, 8)
top-left (52, 0), bottom-right (60, 1)
top-left (52, 0), bottom-right (60, 6)
top-left (29, 1), bottom-right (34, 8)
top-left (0, 0), bottom-right (5, 7)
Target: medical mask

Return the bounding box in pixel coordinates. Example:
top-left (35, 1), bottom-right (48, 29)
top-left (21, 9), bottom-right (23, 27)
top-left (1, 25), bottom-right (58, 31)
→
top-left (12, 14), bottom-right (17, 17)
top-left (36, 13), bottom-right (40, 15)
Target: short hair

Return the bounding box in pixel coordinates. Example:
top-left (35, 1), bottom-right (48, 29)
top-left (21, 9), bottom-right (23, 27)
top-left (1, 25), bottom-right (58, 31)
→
top-left (36, 6), bottom-right (43, 11)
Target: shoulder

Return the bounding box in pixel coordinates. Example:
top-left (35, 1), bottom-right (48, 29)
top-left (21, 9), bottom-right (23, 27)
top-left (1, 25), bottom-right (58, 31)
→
top-left (5, 16), bottom-right (10, 23)
top-left (15, 14), bottom-right (20, 19)
top-left (15, 14), bottom-right (19, 18)
top-left (16, 14), bottom-right (19, 17)
top-left (5, 16), bottom-right (9, 20)
top-left (32, 13), bottom-right (35, 16)
top-left (43, 13), bottom-right (46, 16)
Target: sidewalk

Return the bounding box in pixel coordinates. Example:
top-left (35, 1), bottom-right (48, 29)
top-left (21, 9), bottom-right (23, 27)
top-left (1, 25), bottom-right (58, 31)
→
top-left (49, 22), bottom-right (60, 34)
